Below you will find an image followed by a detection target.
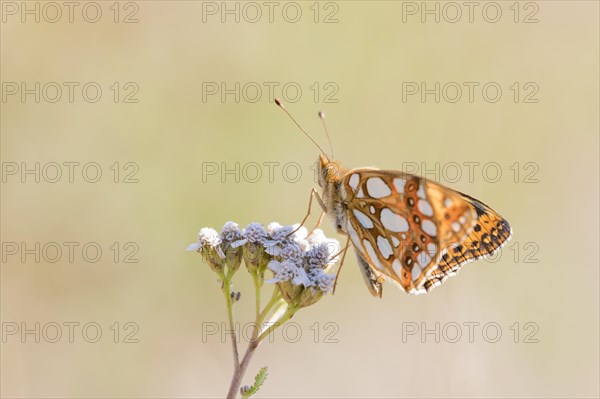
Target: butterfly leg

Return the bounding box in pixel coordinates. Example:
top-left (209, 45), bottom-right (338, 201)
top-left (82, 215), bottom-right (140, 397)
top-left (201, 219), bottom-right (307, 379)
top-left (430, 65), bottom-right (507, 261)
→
top-left (307, 211), bottom-right (325, 237)
top-left (287, 188), bottom-right (327, 238)
top-left (332, 236), bottom-right (351, 294)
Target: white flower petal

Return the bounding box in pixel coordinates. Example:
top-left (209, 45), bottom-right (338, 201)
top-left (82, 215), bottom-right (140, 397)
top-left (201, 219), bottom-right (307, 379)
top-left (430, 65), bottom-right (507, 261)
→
top-left (265, 246), bottom-right (283, 256)
top-left (231, 239), bottom-right (247, 248)
top-left (268, 260), bottom-right (284, 273)
top-left (262, 239), bottom-right (283, 249)
top-left (292, 268), bottom-right (312, 287)
top-left (186, 243), bottom-right (201, 251)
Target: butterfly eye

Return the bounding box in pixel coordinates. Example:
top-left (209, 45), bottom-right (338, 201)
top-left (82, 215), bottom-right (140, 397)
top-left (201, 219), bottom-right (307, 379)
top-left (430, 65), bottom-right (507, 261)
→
top-left (326, 163), bottom-right (340, 176)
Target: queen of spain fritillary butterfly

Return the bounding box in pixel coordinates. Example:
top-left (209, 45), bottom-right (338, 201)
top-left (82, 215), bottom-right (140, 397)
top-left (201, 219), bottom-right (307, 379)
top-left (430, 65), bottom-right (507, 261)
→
top-left (275, 99), bottom-right (512, 297)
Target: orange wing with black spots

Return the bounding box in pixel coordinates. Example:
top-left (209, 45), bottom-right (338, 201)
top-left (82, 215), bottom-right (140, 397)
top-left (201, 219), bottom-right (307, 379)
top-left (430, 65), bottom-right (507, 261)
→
top-left (421, 188), bottom-right (512, 293)
top-left (341, 169), bottom-right (512, 295)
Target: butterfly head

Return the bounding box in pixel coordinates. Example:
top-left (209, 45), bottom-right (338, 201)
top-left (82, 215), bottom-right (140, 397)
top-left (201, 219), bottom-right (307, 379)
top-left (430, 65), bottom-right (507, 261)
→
top-left (318, 154), bottom-right (344, 188)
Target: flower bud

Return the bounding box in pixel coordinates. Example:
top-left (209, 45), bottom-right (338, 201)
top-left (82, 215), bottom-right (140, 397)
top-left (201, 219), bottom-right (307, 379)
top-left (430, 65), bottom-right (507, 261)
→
top-left (188, 228), bottom-right (226, 275)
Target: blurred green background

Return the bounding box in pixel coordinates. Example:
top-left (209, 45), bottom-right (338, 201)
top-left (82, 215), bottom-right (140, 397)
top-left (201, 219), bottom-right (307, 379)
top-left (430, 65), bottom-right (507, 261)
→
top-left (1, 1), bottom-right (598, 398)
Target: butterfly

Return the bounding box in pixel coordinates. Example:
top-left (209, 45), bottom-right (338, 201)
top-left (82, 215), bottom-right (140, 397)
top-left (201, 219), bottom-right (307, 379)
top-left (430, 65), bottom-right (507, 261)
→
top-left (275, 99), bottom-right (512, 297)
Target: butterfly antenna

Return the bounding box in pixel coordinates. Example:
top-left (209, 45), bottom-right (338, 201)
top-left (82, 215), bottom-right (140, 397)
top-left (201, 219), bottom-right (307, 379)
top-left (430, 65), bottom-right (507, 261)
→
top-left (318, 111), bottom-right (334, 159)
top-left (274, 98), bottom-right (328, 156)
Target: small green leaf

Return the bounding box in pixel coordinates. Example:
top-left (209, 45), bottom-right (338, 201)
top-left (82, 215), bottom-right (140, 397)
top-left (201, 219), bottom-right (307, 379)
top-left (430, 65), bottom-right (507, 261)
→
top-left (240, 366), bottom-right (268, 398)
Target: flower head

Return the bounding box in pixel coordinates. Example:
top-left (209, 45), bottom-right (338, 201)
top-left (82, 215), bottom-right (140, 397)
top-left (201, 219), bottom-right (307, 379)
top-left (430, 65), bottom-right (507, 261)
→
top-left (221, 221), bottom-right (244, 245)
top-left (308, 268), bottom-right (335, 294)
top-left (264, 223), bottom-right (296, 256)
top-left (220, 221), bottom-right (244, 274)
top-left (280, 242), bottom-right (303, 266)
top-left (266, 260), bottom-right (311, 287)
top-left (265, 228), bottom-right (339, 308)
top-left (242, 223), bottom-right (269, 275)
top-left (187, 227), bottom-right (226, 275)
top-left (199, 227), bottom-right (222, 248)
top-left (244, 223), bottom-right (267, 245)
top-left (266, 222), bottom-right (283, 235)
top-left (305, 241), bottom-right (339, 269)
top-left (189, 221), bottom-right (340, 307)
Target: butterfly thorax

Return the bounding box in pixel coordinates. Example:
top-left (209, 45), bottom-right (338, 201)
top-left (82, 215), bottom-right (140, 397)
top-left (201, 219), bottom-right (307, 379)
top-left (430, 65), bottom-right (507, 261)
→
top-left (318, 155), bottom-right (349, 234)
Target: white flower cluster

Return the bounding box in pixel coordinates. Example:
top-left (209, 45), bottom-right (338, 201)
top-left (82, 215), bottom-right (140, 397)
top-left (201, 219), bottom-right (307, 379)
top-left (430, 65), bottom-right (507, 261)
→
top-left (264, 224), bottom-right (339, 294)
top-left (188, 221), bottom-right (340, 295)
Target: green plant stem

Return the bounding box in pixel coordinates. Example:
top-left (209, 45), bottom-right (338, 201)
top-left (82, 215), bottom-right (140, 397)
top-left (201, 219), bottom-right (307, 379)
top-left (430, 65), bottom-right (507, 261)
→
top-left (252, 274), bottom-right (261, 323)
top-left (227, 303), bottom-right (293, 399)
top-left (226, 282), bottom-right (291, 398)
top-left (254, 289), bottom-right (283, 337)
top-left (222, 274), bottom-right (240, 368)
top-left (256, 306), bottom-right (297, 342)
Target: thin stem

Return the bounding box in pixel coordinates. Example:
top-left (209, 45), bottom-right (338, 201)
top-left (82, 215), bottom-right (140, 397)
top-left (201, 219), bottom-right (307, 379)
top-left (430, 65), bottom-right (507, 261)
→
top-left (222, 275), bottom-right (240, 368)
top-left (226, 301), bottom-right (295, 399)
top-left (226, 340), bottom-right (259, 399)
top-left (252, 274), bottom-right (261, 323)
top-left (256, 306), bottom-right (297, 342)
top-left (255, 288), bottom-right (283, 332)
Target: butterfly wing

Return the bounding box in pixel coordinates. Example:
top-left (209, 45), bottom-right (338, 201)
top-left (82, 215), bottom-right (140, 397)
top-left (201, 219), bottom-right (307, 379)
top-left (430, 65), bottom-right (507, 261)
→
top-left (342, 169), bottom-right (512, 295)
